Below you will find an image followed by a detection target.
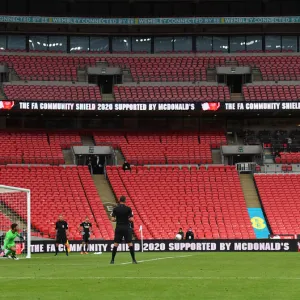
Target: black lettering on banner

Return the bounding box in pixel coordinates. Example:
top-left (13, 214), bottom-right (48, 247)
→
top-left (29, 239), bottom-right (298, 253)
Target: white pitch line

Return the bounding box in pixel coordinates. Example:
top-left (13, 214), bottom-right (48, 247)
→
top-left (120, 254), bottom-right (194, 265)
top-left (0, 276), bottom-right (300, 280)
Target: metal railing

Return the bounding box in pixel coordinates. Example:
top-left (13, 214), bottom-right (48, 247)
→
top-left (236, 162), bottom-right (257, 173)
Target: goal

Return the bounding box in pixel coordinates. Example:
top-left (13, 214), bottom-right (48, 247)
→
top-left (0, 185), bottom-right (31, 259)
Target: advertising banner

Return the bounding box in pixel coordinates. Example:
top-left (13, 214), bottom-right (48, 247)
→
top-left (30, 239), bottom-right (298, 253)
top-left (0, 101), bottom-right (217, 112)
top-left (0, 15), bottom-right (299, 26)
top-left (248, 208), bottom-right (270, 239)
top-left (2, 101), bottom-right (300, 113)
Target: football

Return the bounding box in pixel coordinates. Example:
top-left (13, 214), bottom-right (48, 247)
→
top-left (175, 234), bottom-right (182, 240)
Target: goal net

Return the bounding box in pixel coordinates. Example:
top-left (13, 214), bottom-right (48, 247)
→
top-left (0, 185), bottom-right (31, 259)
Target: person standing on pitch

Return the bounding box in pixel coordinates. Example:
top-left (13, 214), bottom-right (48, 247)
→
top-left (79, 216), bottom-right (92, 254)
top-left (110, 196), bottom-right (137, 264)
top-left (55, 215), bottom-right (69, 256)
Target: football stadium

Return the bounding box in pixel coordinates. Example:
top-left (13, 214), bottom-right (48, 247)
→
top-left (1, 0), bottom-right (300, 298)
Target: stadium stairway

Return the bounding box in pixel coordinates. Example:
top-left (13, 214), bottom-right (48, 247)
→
top-left (252, 68), bottom-right (263, 82)
top-left (102, 93), bottom-right (115, 102)
top-left (62, 149), bottom-right (74, 165)
top-left (212, 150), bottom-right (222, 164)
top-left (231, 93), bottom-right (243, 101)
top-left (0, 85), bottom-right (7, 100)
top-left (115, 150), bottom-right (125, 165)
top-left (92, 174), bottom-right (117, 227)
top-left (81, 135), bottom-right (95, 146)
top-left (239, 174), bottom-right (261, 208)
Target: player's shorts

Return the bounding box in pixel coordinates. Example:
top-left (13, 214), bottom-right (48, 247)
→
top-left (114, 227), bottom-right (132, 244)
top-left (56, 234), bottom-right (67, 244)
top-left (82, 233), bottom-right (90, 243)
top-left (4, 243), bottom-right (15, 250)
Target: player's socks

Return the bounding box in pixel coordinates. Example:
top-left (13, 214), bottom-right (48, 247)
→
top-left (65, 246), bottom-right (68, 256)
top-left (11, 251), bottom-right (18, 260)
top-left (5, 249), bottom-right (12, 257)
top-left (55, 245), bottom-right (59, 255)
top-left (129, 246), bottom-right (136, 261)
top-left (111, 246), bottom-right (117, 262)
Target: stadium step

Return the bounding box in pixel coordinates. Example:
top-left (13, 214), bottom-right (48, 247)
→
top-left (252, 68), bottom-right (263, 81)
top-left (77, 68), bottom-right (87, 82)
top-left (8, 67), bottom-right (20, 81)
top-left (212, 150), bottom-right (222, 164)
top-left (92, 174), bottom-right (117, 227)
top-left (206, 68), bottom-right (216, 82)
top-left (122, 69), bottom-right (134, 83)
top-left (81, 135), bottom-right (95, 146)
top-left (62, 149), bottom-right (74, 165)
top-left (115, 150), bottom-right (125, 165)
top-left (239, 174), bottom-right (261, 208)
top-left (231, 93), bottom-right (243, 101)
top-left (102, 93), bottom-right (115, 102)
top-left (0, 85), bottom-right (7, 100)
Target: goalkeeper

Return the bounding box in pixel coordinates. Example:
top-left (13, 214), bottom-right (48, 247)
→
top-left (2, 223), bottom-right (23, 260)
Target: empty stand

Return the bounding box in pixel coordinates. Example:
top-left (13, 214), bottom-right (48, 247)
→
top-left (0, 166), bottom-right (113, 240)
top-left (0, 211), bottom-right (13, 232)
top-left (255, 174), bottom-right (300, 235)
top-left (48, 132), bottom-right (82, 149)
top-left (114, 86), bottom-right (230, 102)
top-left (93, 132), bottom-right (226, 164)
top-left (107, 166), bottom-right (255, 239)
top-left (275, 152), bottom-right (300, 164)
top-left (243, 85), bottom-right (300, 101)
top-left (0, 132), bottom-right (63, 165)
top-left (0, 132), bottom-right (83, 165)
top-left (236, 56), bottom-right (300, 81)
top-left (1, 53), bottom-right (300, 85)
top-left (4, 85), bottom-right (102, 102)
top-left (93, 133), bottom-right (127, 149)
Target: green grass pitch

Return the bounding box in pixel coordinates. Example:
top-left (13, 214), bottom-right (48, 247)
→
top-left (1, 252), bottom-right (300, 300)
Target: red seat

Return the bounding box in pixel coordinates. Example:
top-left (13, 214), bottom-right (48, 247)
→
top-left (0, 166), bottom-right (114, 239)
top-left (255, 174), bottom-right (300, 235)
top-left (107, 166), bottom-right (255, 240)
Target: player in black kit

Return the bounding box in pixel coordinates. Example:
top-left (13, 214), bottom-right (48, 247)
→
top-left (79, 216), bottom-right (92, 254)
top-left (55, 215), bottom-right (69, 256)
top-left (110, 196), bottom-right (137, 264)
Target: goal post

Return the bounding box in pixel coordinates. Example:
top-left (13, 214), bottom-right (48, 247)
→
top-left (0, 185), bottom-right (31, 259)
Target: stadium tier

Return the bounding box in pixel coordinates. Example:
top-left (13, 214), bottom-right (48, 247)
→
top-left (107, 166), bottom-right (255, 239)
top-left (113, 86), bottom-right (230, 102)
top-left (3, 84), bottom-right (102, 102)
top-left (243, 85), bottom-right (300, 101)
top-left (255, 174), bottom-right (300, 235)
top-left (0, 166), bottom-right (114, 240)
top-left (1, 54), bottom-right (300, 85)
top-left (0, 131), bottom-right (225, 165)
top-left (93, 132), bottom-right (226, 164)
top-left (0, 132), bottom-right (82, 164)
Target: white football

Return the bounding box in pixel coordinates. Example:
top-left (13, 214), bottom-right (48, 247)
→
top-left (175, 234), bottom-right (182, 240)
